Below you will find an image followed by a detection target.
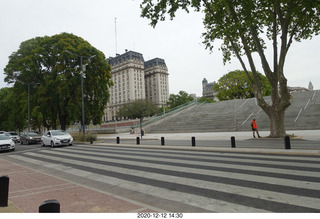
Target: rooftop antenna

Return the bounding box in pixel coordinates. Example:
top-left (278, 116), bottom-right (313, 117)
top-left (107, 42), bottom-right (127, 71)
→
top-left (115, 18), bottom-right (118, 54)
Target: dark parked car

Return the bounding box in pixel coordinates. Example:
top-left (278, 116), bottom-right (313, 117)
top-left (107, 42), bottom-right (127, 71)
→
top-left (20, 131), bottom-right (42, 144)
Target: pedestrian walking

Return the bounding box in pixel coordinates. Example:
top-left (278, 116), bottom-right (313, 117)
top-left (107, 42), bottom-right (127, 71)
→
top-left (251, 118), bottom-right (261, 138)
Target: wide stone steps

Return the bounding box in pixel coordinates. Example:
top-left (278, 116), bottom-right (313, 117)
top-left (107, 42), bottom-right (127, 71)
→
top-left (147, 90), bottom-right (320, 133)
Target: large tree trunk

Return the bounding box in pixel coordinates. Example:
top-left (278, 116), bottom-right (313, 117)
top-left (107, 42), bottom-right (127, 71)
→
top-left (254, 78), bottom-right (291, 138)
top-left (266, 108), bottom-right (286, 138)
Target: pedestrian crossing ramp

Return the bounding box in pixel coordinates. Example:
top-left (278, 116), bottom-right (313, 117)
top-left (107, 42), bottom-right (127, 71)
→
top-left (8, 144), bottom-right (320, 213)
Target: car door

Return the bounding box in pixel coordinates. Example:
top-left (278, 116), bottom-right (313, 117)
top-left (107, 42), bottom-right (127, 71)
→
top-left (20, 133), bottom-right (25, 144)
top-left (43, 132), bottom-right (51, 145)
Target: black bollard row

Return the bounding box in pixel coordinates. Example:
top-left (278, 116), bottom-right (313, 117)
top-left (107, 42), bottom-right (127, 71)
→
top-left (231, 136), bottom-right (236, 148)
top-left (0, 176), bottom-right (9, 207)
top-left (39, 199), bottom-right (60, 213)
top-left (161, 137), bottom-right (165, 146)
top-left (116, 137), bottom-right (120, 144)
top-left (284, 136), bottom-right (291, 149)
top-left (191, 137), bottom-right (196, 147)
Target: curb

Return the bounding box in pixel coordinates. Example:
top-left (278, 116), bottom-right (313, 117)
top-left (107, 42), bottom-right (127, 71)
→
top-left (0, 201), bottom-right (23, 213)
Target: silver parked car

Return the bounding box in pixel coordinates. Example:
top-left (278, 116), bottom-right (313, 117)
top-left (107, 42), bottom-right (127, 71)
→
top-left (0, 135), bottom-right (15, 152)
top-left (20, 131), bottom-right (42, 144)
top-left (42, 130), bottom-right (73, 148)
top-left (4, 132), bottom-right (20, 143)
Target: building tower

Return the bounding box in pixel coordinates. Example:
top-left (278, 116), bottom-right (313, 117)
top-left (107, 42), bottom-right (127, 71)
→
top-left (105, 50), bottom-right (145, 121)
top-left (202, 78), bottom-right (217, 100)
top-left (103, 50), bottom-right (169, 122)
top-left (202, 78), bottom-right (208, 97)
top-left (145, 58), bottom-right (169, 107)
top-left (308, 81), bottom-right (314, 91)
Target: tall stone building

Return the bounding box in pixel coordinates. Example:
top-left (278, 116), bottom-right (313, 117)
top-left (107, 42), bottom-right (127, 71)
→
top-left (145, 58), bottom-right (169, 106)
top-left (202, 78), bottom-right (217, 100)
top-left (103, 50), bottom-right (169, 122)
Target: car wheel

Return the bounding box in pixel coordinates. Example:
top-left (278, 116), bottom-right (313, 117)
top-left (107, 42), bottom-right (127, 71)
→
top-left (51, 141), bottom-right (54, 148)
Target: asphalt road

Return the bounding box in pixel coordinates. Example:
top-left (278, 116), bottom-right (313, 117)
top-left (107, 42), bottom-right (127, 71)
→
top-left (2, 142), bottom-right (320, 212)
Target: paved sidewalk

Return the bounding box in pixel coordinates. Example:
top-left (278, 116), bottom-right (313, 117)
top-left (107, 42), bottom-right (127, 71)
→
top-left (98, 130), bottom-right (320, 141)
top-left (0, 159), bottom-right (161, 213)
top-left (97, 130), bottom-right (320, 155)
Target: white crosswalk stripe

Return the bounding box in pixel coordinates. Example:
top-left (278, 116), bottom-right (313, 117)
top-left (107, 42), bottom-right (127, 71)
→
top-left (8, 144), bottom-right (320, 212)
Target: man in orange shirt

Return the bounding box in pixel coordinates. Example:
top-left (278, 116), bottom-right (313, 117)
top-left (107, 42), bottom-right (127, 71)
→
top-left (251, 118), bottom-right (261, 138)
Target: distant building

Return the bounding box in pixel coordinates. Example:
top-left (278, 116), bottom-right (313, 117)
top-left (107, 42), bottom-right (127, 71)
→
top-left (288, 82), bottom-right (314, 93)
top-left (190, 93), bottom-right (197, 100)
top-left (308, 81), bottom-right (314, 91)
top-left (145, 58), bottom-right (169, 106)
top-left (202, 78), bottom-right (217, 100)
top-left (103, 50), bottom-right (169, 122)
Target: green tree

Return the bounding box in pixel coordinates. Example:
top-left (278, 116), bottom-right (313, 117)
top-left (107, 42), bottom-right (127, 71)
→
top-left (4, 33), bottom-right (112, 130)
top-left (117, 99), bottom-right (159, 136)
top-left (31, 106), bottom-right (43, 132)
top-left (140, 0), bottom-right (320, 137)
top-left (197, 96), bottom-right (215, 103)
top-left (117, 99), bottom-right (159, 120)
top-left (167, 91), bottom-right (194, 109)
top-left (0, 87), bottom-right (25, 131)
top-left (213, 70), bottom-right (271, 101)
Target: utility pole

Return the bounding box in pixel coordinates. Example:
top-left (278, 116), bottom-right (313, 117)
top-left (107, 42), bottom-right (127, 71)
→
top-left (115, 18), bottom-right (118, 54)
top-left (64, 50), bottom-right (96, 139)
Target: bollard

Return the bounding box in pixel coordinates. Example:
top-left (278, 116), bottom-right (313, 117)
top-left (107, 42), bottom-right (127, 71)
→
top-left (136, 137), bottom-right (140, 145)
top-left (161, 137), bottom-right (165, 146)
top-left (0, 176), bottom-right (9, 207)
top-left (39, 199), bottom-right (60, 213)
top-left (90, 137), bottom-right (93, 144)
top-left (284, 136), bottom-right (291, 149)
top-left (116, 137), bottom-right (120, 144)
top-left (191, 137), bottom-right (196, 147)
top-left (231, 136), bottom-right (236, 148)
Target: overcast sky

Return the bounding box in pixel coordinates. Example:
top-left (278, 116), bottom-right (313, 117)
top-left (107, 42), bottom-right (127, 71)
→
top-left (1, 0), bottom-right (319, 96)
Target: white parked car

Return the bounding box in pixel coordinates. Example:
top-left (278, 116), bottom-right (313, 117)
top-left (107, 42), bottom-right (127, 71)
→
top-left (0, 135), bottom-right (15, 152)
top-left (42, 130), bottom-right (73, 148)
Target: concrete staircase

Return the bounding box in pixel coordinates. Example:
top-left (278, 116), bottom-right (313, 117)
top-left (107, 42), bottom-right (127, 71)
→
top-left (146, 90), bottom-right (320, 133)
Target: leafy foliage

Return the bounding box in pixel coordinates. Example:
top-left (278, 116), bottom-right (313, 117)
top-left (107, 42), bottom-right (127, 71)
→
top-left (213, 70), bottom-right (271, 101)
top-left (116, 99), bottom-right (159, 119)
top-left (140, 0), bottom-right (320, 137)
top-left (197, 96), bottom-right (215, 103)
top-left (0, 87), bottom-right (25, 131)
top-left (4, 33), bottom-right (112, 130)
top-left (167, 91), bottom-right (194, 109)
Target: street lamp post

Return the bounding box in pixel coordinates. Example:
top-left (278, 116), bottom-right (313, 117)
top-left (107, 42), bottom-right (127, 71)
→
top-left (65, 50), bottom-right (96, 138)
top-left (80, 56), bottom-right (86, 138)
top-left (28, 83), bottom-right (30, 131)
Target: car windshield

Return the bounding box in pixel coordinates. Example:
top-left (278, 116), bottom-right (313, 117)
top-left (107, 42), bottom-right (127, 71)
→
top-left (51, 131), bottom-right (67, 136)
top-left (5, 132), bottom-right (18, 136)
top-left (27, 132), bottom-right (40, 136)
top-left (0, 135), bottom-right (11, 140)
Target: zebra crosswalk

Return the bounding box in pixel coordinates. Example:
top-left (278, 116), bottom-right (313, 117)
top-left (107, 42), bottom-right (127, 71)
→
top-left (8, 144), bottom-right (320, 212)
